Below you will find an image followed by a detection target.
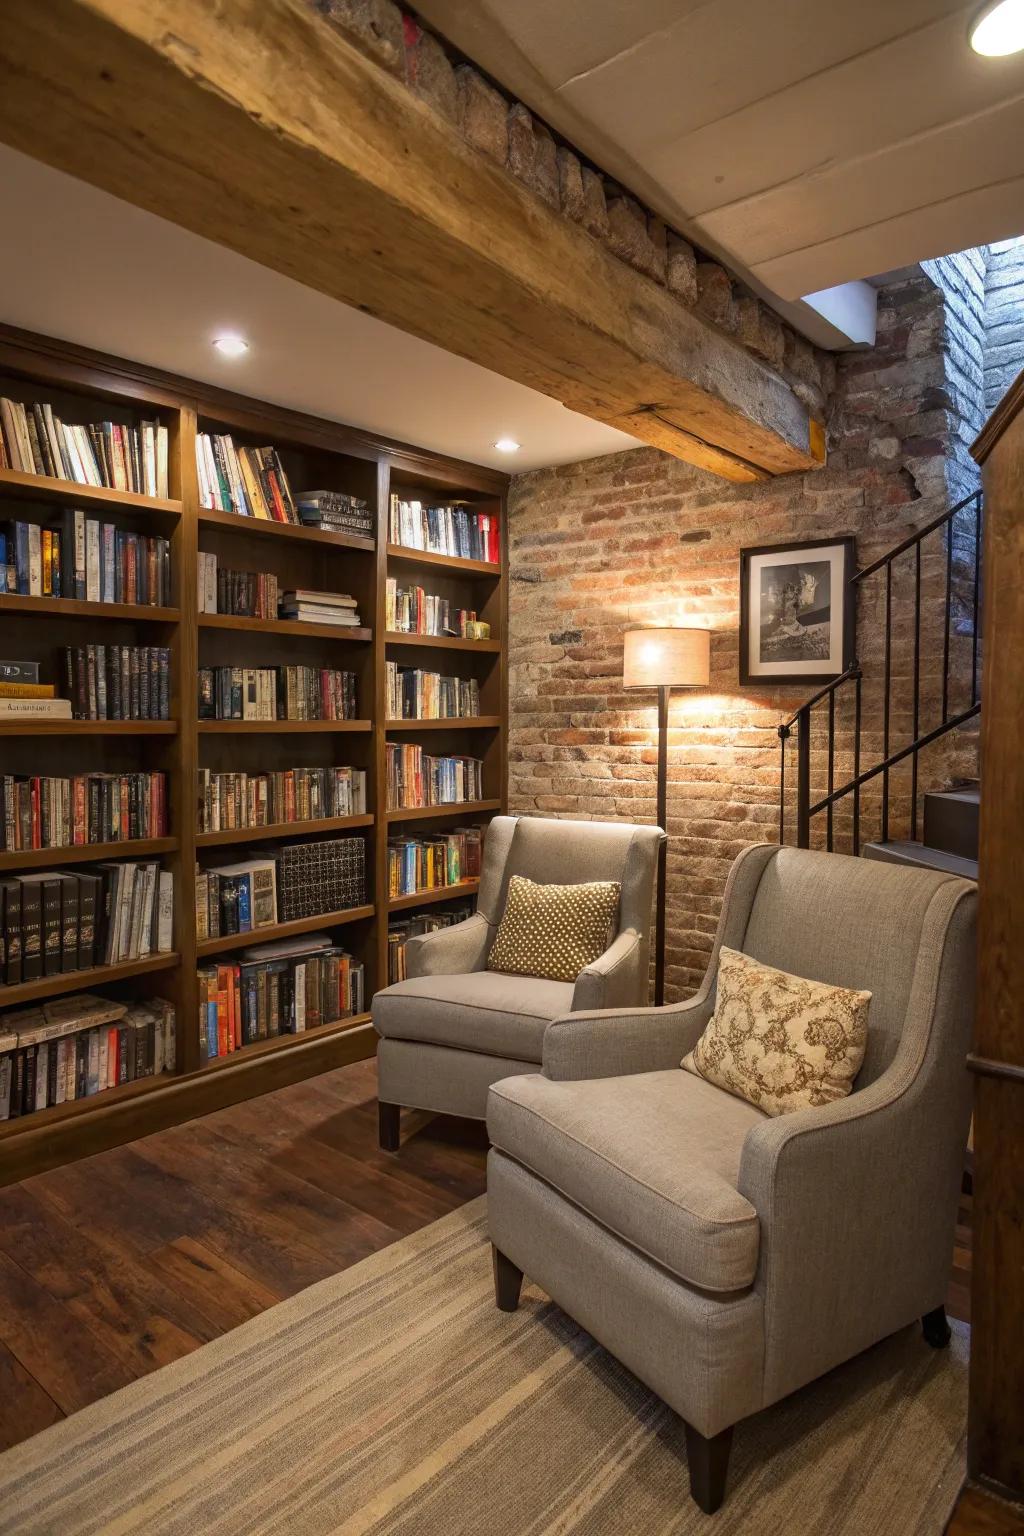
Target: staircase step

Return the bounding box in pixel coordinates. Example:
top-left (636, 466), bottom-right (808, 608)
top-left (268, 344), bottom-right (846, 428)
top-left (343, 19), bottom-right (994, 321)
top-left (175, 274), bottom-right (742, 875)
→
top-left (862, 840), bottom-right (978, 880)
top-left (923, 787), bottom-right (980, 861)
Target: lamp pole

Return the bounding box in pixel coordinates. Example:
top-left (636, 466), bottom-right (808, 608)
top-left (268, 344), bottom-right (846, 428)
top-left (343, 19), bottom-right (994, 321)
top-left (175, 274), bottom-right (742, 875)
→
top-left (655, 683), bottom-right (669, 1007)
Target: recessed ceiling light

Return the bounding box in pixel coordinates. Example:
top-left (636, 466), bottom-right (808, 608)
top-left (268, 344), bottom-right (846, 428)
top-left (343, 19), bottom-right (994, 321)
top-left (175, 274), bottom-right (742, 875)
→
top-left (970, 0), bottom-right (1024, 55)
top-left (212, 333), bottom-right (250, 357)
top-left (493, 438), bottom-right (521, 453)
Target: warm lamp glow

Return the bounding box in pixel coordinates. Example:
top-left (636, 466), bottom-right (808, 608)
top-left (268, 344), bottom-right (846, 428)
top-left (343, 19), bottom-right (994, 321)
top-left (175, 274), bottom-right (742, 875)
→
top-left (623, 627), bottom-right (710, 689)
top-left (970, 0), bottom-right (1024, 54)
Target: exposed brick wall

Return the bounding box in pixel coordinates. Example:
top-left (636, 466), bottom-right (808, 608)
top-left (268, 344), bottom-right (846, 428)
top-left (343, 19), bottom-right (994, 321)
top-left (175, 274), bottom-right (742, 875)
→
top-left (983, 237), bottom-right (1024, 410)
top-left (921, 250), bottom-right (986, 505)
top-left (507, 269), bottom-right (979, 1000)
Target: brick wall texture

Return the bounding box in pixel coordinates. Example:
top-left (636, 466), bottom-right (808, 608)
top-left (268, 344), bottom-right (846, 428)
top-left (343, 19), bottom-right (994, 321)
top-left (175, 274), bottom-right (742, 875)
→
top-left (506, 268), bottom-right (981, 1001)
top-left (984, 237), bottom-right (1024, 409)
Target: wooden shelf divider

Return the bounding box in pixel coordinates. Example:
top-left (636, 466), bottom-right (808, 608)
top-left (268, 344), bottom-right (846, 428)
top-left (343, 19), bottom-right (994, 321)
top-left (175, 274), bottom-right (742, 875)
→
top-left (0, 322), bottom-right (508, 1180)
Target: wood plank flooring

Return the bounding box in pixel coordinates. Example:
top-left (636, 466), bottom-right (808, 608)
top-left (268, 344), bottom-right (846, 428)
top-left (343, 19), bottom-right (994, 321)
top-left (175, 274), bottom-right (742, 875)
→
top-left (0, 1057), bottom-right (970, 1457)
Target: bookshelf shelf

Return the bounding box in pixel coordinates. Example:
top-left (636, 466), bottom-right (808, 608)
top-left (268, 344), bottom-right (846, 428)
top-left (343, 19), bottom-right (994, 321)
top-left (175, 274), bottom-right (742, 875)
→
top-left (197, 719), bottom-right (373, 734)
top-left (386, 799), bottom-right (502, 823)
top-left (0, 837), bottom-right (178, 872)
top-left (0, 951), bottom-right (179, 1008)
top-left (199, 508), bottom-right (375, 552)
top-left (0, 467), bottom-right (182, 516)
top-left (0, 596), bottom-right (180, 623)
top-left (198, 614), bottom-right (372, 642)
top-left (196, 904), bottom-right (376, 957)
top-left (386, 543), bottom-right (499, 576)
top-left (0, 720), bottom-right (177, 736)
top-left (384, 632), bottom-right (500, 653)
top-left (196, 814), bottom-right (375, 848)
top-left (385, 717), bottom-right (501, 731)
top-left (388, 879), bottom-right (480, 912)
top-left (0, 323), bottom-right (507, 1181)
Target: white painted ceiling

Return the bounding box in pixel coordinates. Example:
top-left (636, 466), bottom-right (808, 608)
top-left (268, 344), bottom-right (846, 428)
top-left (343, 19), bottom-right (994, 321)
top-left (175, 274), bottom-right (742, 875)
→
top-left (0, 144), bottom-right (638, 473)
top-left (416, 0), bottom-right (1024, 302)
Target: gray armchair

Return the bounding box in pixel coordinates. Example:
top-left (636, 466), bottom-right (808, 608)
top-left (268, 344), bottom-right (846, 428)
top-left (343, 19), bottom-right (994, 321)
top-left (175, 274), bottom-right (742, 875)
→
top-left (486, 844), bottom-right (976, 1513)
top-left (372, 814), bottom-right (665, 1148)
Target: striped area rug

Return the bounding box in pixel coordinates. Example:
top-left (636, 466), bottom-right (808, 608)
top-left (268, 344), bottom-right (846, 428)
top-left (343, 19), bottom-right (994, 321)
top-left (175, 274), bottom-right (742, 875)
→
top-left (0, 1197), bottom-right (967, 1535)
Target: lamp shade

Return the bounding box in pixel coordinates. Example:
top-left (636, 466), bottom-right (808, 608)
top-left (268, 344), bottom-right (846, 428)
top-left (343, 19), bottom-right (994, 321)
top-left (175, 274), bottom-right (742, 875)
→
top-left (623, 626), bottom-right (710, 689)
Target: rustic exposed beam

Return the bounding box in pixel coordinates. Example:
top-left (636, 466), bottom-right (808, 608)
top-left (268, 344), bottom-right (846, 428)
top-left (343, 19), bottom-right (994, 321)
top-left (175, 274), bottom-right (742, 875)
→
top-left (0, 0), bottom-right (823, 481)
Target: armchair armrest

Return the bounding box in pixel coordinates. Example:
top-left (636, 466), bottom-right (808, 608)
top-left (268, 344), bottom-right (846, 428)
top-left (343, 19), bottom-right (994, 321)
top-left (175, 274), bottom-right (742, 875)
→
top-left (542, 992), bottom-right (715, 1081)
top-left (405, 912), bottom-right (493, 978)
top-left (572, 929), bottom-right (645, 1011)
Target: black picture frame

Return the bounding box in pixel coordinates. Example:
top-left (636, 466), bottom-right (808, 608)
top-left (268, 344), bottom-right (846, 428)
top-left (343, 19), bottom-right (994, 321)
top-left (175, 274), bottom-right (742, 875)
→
top-left (739, 536), bottom-right (856, 686)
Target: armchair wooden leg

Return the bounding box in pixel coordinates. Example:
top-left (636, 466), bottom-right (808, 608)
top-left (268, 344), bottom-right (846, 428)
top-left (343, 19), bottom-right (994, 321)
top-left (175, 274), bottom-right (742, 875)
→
top-left (684, 1421), bottom-right (734, 1515)
top-left (378, 1101), bottom-right (401, 1152)
top-left (492, 1245), bottom-right (524, 1313)
top-left (922, 1304), bottom-right (952, 1348)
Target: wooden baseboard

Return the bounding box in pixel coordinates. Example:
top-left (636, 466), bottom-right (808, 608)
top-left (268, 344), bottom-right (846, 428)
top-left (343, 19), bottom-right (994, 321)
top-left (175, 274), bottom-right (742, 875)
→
top-left (946, 1481), bottom-right (1024, 1534)
top-left (0, 1023), bottom-right (377, 1186)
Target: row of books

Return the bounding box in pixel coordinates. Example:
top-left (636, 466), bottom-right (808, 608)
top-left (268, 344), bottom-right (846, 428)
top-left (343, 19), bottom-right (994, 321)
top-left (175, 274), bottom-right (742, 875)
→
top-left (0, 994), bottom-right (175, 1120)
top-left (0, 861), bottom-right (173, 985)
top-left (196, 433), bottom-right (297, 523)
top-left (197, 553), bottom-right (279, 618)
top-left (1, 773), bottom-right (168, 852)
top-left (0, 399), bottom-right (170, 498)
top-left (385, 745), bottom-right (485, 810)
top-left (198, 935), bottom-right (364, 1059)
top-left (296, 490), bottom-right (374, 539)
top-left (387, 828), bottom-right (482, 898)
top-left (1, 516), bottom-right (171, 606)
top-left (389, 496), bottom-right (499, 564)
top-left (196, 836), bottom-right (367, 940)
top-left (386, 664), bottom-right (480, 720)
top-left (197, 666), bottom-right (359, 722)
top-left (385, 579), bottom-right (488, 639)
top-left (198, 767), bottom-right (367, 834)
top-left (387, 906), bottom-right (474, 985)
top-left (62, 645), bottom-right (171, 721)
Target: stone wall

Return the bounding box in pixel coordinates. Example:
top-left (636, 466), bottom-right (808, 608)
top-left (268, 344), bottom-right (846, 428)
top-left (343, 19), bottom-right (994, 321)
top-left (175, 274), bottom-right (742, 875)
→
top-left (920, 250), bottom-right (986, 504)
top-left (506, 268), bottom-right (978, 1000)
top-left (984, 237), bottom-right (1024, 410)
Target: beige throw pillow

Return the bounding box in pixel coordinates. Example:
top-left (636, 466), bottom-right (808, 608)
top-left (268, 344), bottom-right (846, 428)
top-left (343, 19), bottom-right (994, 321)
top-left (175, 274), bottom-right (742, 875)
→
top-left (681, 947), bottom-right (870, 1117)
top-left (487, 875), bottom-right (620, 983)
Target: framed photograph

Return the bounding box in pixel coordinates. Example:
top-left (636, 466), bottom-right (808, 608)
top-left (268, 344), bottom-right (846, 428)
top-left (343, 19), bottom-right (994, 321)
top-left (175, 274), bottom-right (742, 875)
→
top-left (739, 537), bottom-right (855, 686)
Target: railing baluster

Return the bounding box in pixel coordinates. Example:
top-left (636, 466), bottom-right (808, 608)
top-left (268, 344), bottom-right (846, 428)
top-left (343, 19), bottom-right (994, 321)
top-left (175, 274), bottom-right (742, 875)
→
top-left (972, 492), bottom-right (982, 705)
top-left (779, 728), bottom-right (786, 845)
top-left (911, 542), bottom-right (921, 840)
top-left (882, 562), bottom-right (892, 844)
top-left (942, 512), bottom-right (952, 724)
top-left (853, 672), bottom-right (862, 856)
top-left (797, 708), bottom-right (811, 850)
top-left (826, 689), bottom-right (835, 851)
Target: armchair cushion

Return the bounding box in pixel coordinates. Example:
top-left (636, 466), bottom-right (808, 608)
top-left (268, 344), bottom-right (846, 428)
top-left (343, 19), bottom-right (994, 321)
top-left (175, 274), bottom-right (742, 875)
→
top-left (488, 1069), bottom-right (765, 1292)
top-left (372, 971), bottom-right (574, 1062)
top-left (682, 947), bottom-right (871, 1117)
top-left (487, 875), bottom-right (620, 982)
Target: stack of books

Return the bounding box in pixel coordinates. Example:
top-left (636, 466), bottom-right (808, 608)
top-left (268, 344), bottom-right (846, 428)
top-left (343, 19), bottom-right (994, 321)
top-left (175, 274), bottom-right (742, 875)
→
top-left (389, 496), bottom-right (499, 563)
top-left (0, 861), bottom-right (173, 983)
top-left (386, 663), bottom-right (480, 720)
top-left (197, 665), bottom-right (359, 721)
top-left (385, 579), bottom-right (484, 638)
top-left (387, 828), bottom-right (482, 897)
top-left (197, 766), bottom-right (367, 834)
top-left (387, 905), bottom-right (474, 984)
top-left (195, 433), bottom-right (297, 523)
top-left (0, 993), bottom-right (175, 1119)
top-left (0, 772), bottom-right (168, 852)
top-left (197, 936), bottom-right (364, 1058)
top-left (196, 553), bottom-right (279, 618)
top-left (295, 490), bottom-right (374, 539)
top-left (279, 590), bottom-right (363, 628)
top-left (0, 659), bottom-right (71, 722)
top-left (385, 744), bottom-right (484, 809)
top-left (61, 645), bottom-right (170, 721)
top-left (0, 399), bottom-right (170, 497)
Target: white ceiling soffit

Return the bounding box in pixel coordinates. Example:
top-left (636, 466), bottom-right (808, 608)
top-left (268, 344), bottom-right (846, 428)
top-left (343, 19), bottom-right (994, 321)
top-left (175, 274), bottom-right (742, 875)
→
top-left (0, 144), bottom-right (638, 474)
top-left (415, 0), bottom-right (1024, 319)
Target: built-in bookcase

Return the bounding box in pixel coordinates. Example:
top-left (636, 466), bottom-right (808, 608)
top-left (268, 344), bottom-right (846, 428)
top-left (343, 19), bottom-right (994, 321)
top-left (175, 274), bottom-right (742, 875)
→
top-left (0, 325), bottom-right (507, 1181)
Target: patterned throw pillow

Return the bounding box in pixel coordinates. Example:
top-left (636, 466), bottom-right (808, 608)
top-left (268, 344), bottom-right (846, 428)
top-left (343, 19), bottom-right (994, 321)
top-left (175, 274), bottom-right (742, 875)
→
top-left (487, 875), bottom-right (620, 983)
top-left (681, 947), bottom-right (871, 1117)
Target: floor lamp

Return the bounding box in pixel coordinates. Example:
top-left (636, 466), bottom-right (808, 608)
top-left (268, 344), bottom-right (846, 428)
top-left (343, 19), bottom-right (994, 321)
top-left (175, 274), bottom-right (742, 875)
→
top-left (623, 627), bottom-right (710, 1006)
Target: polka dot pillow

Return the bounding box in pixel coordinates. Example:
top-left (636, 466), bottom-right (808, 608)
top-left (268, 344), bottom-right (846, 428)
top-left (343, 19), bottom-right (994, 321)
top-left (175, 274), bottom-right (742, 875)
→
top-left (487, 875), bottom-right (621, 983)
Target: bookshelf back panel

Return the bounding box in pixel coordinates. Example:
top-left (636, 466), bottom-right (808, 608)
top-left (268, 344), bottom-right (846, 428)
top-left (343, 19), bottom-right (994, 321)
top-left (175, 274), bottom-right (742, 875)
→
top-left (199, 528), bottom-right (376, 613)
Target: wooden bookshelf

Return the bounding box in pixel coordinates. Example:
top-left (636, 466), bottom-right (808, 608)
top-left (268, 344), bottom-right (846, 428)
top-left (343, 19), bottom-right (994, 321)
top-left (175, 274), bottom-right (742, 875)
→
top-left (0, 323), bottom-right (508, 1180)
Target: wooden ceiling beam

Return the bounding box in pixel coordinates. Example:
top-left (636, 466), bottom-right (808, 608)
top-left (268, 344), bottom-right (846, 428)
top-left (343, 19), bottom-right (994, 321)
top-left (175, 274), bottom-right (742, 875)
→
top-left (0, 0), bottom-right (823, 481)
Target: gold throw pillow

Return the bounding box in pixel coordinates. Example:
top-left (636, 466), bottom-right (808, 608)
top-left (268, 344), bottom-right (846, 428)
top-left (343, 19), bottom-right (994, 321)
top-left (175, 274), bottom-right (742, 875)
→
top-left (487, 875), bottom-right (620, 983)
top-left (681, 947), bottom-right (870, 1117)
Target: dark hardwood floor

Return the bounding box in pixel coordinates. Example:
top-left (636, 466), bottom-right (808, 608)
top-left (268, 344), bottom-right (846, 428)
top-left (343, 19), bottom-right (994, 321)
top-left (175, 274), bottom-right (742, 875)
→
top-left (0, 1057), bottom-right (971, 1456)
